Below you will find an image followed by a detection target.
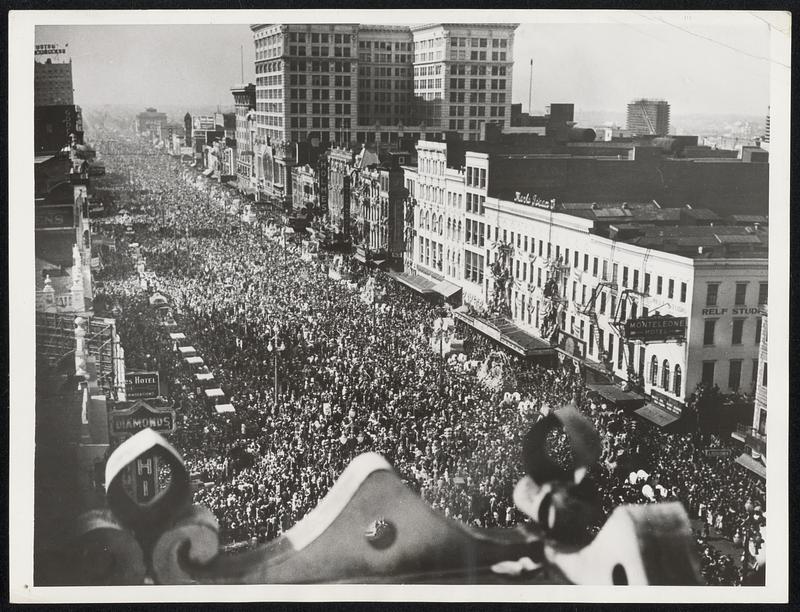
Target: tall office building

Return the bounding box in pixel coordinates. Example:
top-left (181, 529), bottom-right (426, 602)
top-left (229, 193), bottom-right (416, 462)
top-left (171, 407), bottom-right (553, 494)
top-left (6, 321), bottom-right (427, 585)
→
top-left (411, 23), bottom-right (518, 140)
top-left (626, 98), bottom-right (671, 136)
top-left (34, 43), bottom-right (74, 106)
top-left (251, 24), bottom-right (360, 147)
top-left (356, 26), bottom-right (414, 127)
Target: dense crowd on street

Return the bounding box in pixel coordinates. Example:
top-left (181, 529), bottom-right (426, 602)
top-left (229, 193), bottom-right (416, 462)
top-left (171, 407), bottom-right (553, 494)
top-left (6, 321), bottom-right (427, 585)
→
top-left (89, 134), bottom-right (766, 585)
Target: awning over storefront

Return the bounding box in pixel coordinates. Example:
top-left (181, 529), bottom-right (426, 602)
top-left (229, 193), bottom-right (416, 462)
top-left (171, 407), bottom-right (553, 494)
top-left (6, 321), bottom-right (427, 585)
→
top-left (734, 453), bottom-right (766, 479)
top-left (586, 384), bottom-right (645, 408)
top-left (433, 279), bottom-right (462, 299)
top-left (634, 403), bottom-right (680, 428)
top-left (453, 312), bottom-right (553, 357)
top-left (388, 271), bottom-right (437, 294)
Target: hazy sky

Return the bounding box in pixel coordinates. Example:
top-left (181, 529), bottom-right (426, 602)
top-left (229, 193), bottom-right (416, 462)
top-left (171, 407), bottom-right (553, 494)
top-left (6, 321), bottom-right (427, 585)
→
top-left (35, 14), bottom-right (775, 117)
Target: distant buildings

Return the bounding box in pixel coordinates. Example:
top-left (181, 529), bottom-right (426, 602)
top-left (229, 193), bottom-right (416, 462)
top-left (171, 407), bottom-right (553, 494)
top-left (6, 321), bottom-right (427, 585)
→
top-left (626, 98), bottom-right (670, 136)
top-left (135, 107), bottom-right (168, 140)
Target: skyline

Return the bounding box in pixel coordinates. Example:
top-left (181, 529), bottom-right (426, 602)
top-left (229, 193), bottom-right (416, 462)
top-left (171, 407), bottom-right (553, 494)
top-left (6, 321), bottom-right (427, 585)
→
top-left (33, 15), bottom-right (775, 120)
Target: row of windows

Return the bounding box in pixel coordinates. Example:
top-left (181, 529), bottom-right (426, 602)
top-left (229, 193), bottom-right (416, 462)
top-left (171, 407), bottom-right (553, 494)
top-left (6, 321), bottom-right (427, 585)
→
top-left (286, 45), bottom-right (353, 58)
top-left (465, 193), bottom-right (485, 214)
top-left (288, 103), bottom-right (352, 115)
top-left (414, 65), bottom-right (444, 77)
top-left (464, 249), bottom-right (485, 284)
top-left (703, 317), bottom-right (763, 347)
top-left (465, 167), bottom-right (487, 188)
top-left (288, 74), bottom-right (352, 87)
top-left (706, 281), bottom-right (768, 306)
top-left (447, 37), bottom-right (508, 49)
top-left (446, 119), bottom-right (505, 131)
top-left (701, 359), bottom-right (764, 391)
top-left (361, 66), bottom-right (410, 77)
top-left (449, 64), bottom-right (508, 76)
top-left (288, 88), bottom-right (351, 101)
top-left (288, 116), bottom-right (351, 129)
top-left (449, 78), bottom-right (507, 90)
top-left (449, 50), bottom-right (508, 61)
top-left (287, 32), bottom-right (353, 44)
top-left (358, 40), bottom-right (411, 51)
top-left (448, 105), bottom-right (506, 118)
top-left (449, 92), bottom-right (507, 104)
top-left (414, 78), bottom-right (444, 90)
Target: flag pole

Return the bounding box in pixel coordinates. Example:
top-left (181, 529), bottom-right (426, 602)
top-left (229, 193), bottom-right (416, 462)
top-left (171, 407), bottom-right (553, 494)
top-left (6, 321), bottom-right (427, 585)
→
top-left (528, 59), bottom-right (533, 114)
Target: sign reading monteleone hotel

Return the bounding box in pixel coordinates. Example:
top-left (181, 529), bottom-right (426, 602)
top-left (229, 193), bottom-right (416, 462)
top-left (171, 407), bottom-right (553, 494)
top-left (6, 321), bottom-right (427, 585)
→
top-left (625, 315), bottom-right (687, 343)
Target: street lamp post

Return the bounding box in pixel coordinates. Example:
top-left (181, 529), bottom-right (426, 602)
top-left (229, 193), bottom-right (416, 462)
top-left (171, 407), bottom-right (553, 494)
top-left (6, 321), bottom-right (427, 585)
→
top-left (433, 313), bottom-right (453, 387)
top-left (267, 326), bottom-right (285, 407)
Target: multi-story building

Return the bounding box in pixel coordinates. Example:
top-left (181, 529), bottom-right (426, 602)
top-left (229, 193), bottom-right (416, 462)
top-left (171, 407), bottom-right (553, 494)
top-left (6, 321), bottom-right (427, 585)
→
top-left (327, 146), bottom-right (357, 242)
top-left (251, 23), bottom-right (360, 146)
top-left (231, 83), bottom-right (257, 190)
top-left (34, 44), bottom-right (74, 106)
top-left (357, 26), bottom-right (414, 128)
top-left (350, 146), bottom-right (409, 265)
top-left (401, 138), bottom-right (768, 425)
top-left (291, 163), bottom-right (319, 215)
top-left (626, 98), bottom-right (671, 136)
top-left (731, 304), bottom-right (767, 479)
top-left (411, 23), bottom-right (517, 140)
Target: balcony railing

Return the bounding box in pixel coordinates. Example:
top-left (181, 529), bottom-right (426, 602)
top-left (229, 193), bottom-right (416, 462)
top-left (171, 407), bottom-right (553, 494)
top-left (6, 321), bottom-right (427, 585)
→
top-left (734, 423), bottom-right (767, 454)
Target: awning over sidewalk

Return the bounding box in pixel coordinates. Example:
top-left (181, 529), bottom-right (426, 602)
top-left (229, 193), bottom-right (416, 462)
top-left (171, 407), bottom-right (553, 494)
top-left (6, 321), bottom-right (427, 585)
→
top-left (587, 384), bottom-right (645, 408)
top-left (433, 279), bottom-right (462, 299)
top-left (453, 312), bottom-right (553, 357)
top-left (388, 271), bottom-right (437, 294)
top-left (634, 403), bottom-right (680, 428)
top-left (734, 453), bottom-right (766, 480)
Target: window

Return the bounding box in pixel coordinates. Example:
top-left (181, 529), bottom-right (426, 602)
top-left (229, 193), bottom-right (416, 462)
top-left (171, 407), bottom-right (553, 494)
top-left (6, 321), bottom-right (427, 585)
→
top-left (755, 317), bottom-right (763, 344)
top-left (673, 364), bottom-right (682, 396)
top-left (633, 269), bottom-right (639, 290)
top-left (656, 275), bottom-right (663, 295)
top-left (661, 360), bottom-right (670, 389)
top-left (680, 282), bottom-right (687, 302)
top-left (668, 279), bottom-right (675, 299)
top-left (731, 319), bottom-right (744, 345)
top-left (622, 266), bottom-right (628, 287)
top-left (701, 361), bottom-right (716, 385)
top-left (757, 408), bottom-right (766, 436)
top-left (650, 355), bottom-right (659, 386)
top-left (703, 319), bottom-right (716, 345)
top-left (758, 282), bottom-right (768, 305)
top-left (706, 283), bottom-right (719, 306)
top-left (617, 341), bottom-right (624, 370)
top-left (644, 272), bottom-right (651, 294)
top-left (603, 260), bottom-right (609, 280)
top-left (583, 254), bottom-right (589, 272)
top-left (592, 257), bottom-right (598, 277)
top-left (735, 282), bottom-right (748, 306)
top-left (762, 362), bottom-right (767, 387)
top-left (729, 359), bottom-right (742, 390)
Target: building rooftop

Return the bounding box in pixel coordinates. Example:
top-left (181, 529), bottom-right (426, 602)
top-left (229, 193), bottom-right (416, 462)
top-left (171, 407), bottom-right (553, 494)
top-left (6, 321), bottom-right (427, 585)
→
top-left (622, 224), bottom-right (768, 259)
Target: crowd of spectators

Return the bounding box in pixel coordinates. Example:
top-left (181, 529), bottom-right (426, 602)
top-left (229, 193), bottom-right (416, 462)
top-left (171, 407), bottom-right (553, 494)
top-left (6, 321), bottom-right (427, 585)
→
top-left (89, 136), bottom-right (766, 585)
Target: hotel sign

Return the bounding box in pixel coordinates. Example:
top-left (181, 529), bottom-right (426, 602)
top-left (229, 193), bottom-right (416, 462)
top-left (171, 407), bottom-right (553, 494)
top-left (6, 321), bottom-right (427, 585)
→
top-left (125, 371), bottom-right (160, 400)
top-left (625, 315), bottom-right (687, 343)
